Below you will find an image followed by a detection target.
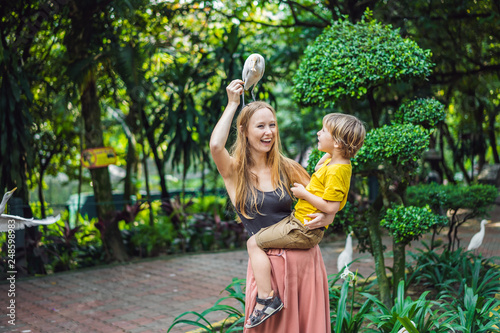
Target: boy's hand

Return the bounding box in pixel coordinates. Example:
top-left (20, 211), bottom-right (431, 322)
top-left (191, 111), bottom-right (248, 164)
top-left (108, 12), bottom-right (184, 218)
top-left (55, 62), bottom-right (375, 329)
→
top-left (291, 183), bottom-right (307, 199)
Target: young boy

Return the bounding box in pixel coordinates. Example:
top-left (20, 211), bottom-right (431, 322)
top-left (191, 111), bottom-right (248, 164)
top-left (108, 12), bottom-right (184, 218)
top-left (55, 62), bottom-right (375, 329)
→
top-left (245, 113), bottom-right (366, 328)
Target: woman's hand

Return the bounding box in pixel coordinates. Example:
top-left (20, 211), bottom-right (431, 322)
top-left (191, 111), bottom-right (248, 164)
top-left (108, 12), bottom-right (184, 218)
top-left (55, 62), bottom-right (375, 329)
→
top-left (291, 183), bottom-right (308, 199)
top-left (226, 79), bottom-right (244, 105)
top-left (304, 212), bottom-right (335, 230)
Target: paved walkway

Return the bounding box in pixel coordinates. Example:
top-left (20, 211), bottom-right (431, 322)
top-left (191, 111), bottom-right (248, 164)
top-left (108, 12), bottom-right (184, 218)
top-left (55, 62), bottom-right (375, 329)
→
top-left (1, 216), bottom-right (499, 333)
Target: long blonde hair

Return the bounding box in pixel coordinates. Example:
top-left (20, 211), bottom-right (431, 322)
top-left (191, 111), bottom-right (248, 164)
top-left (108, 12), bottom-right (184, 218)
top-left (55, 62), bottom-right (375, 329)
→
top-left (230, 101), bottom-right (309, 219)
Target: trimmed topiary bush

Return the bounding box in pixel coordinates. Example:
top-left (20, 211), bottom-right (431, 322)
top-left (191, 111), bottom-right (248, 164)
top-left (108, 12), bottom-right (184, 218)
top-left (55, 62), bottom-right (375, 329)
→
top-left (293, 12), bottom-right (433, 108)
top-left (394, 98), bottom-right (446, 129)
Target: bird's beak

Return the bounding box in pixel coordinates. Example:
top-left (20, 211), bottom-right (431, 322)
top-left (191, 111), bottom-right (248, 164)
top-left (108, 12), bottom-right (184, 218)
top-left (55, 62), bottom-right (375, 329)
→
top-left (8, 187), bottom-right (17, 194)
top-left (251, 59), bottom-right (257, 72)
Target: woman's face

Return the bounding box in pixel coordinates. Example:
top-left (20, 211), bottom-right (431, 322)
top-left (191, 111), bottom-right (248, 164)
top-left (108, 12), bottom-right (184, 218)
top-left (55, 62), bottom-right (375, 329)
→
top-left (245, 108), bottom-right (277, 155)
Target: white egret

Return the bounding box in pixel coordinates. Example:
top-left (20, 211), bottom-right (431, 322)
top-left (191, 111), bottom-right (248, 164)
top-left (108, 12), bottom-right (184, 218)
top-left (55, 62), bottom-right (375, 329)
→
top-left (0, 187), bottom-right (60, 232)
top-left (337, 231), bottom-right (354, 273)
top-left (242, 53), bottom-right (265, 106)
top-left (467, 219), bottom-right (489, 251)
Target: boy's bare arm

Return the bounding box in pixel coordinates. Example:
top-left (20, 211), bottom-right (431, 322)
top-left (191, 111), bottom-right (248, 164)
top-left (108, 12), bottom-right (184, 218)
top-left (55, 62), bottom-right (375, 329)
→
top-left (291, 183), bottom-right (341, 215)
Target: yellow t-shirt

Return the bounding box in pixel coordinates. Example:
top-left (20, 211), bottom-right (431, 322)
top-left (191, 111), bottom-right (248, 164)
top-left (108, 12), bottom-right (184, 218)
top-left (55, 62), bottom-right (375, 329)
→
top-left (294, 159), bottom-right (352, 227)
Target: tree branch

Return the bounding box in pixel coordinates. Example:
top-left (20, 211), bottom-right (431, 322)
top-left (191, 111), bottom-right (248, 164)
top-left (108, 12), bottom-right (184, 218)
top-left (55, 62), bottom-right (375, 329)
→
top-left (211, 6), bottom-right (328, 29)
top-left (431, 64), bottom-right (500, 84)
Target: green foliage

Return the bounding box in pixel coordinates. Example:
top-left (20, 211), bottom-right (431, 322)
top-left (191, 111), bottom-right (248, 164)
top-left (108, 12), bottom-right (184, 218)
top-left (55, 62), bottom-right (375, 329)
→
top-left (127, 217), bottom-right (175, 257)
top-left (0, 45), bottom-right (34, 193)
top-left (408, 245), bottom-right (467, 292)
top-left (352, 124), bottom-right (430, 176)
top-left (381, 205), bottom-right (448, 244)
top-left (407, 183), bottom-right (497, 249)
top-left (407, 183), bottom-right (498, 215)
top-left (185, 195), bottom-right (228, 218)
top-left (123, 196), bottom-right (245, 255)
top-left (305, 147), bottom-right (324, 175)
top-left (168, 278), bottom-right (246, 333)
top-left (394, 98), bottom-right (446, 129)
top-left (410, 246), bottom-right (500, 331)
top-left (447, 183), bottom-right (498, 214)
top-left (410, 245), bottom-right (500, 301)
top-left (452, 286), bottom-right (500, 333)
top-left (167, 249), bottom-right (500, 332)
top-left (37, 212), bottom-right (106, 272)
top-left (330, 276), bottom-right (373, 332)
top-left (176, 213), bottom-right (247, 253)
top-left (293, 11), bottom-right (433, 108)
top-left (363, 280), bottom-right (457, 333)
top-left (406, 183), bottom-right (448, 213)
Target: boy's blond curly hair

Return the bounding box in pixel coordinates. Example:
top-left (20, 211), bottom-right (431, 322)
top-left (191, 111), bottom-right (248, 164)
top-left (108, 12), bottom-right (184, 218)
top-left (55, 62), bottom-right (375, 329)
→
top-left (323, 113), bottom-right (366, 159)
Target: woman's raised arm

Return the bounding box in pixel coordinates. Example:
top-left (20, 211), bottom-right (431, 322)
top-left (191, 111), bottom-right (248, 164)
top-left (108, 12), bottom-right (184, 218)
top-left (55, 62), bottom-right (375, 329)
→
top-left (210, 79), bottom-right (244, 179)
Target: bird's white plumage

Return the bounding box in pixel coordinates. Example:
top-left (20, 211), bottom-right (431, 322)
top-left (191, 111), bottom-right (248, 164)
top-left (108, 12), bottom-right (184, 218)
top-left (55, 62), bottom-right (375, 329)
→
top-left (337, 232), bottom-right (353, 273)
top-left (467, 219), bottom-right (488, 251)
top-left (0, 187), bottom-right (16, 215)
top-left (242, 53), bottom-right (265, 105)
top-left (0, 214), bottom-right (61, 232)
top-left (0, 187), bottom-right (60, 232)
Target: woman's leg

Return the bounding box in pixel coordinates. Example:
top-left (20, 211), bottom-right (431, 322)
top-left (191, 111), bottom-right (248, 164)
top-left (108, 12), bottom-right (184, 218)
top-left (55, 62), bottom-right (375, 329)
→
top-left (247, 235), bottom-right (272, 311)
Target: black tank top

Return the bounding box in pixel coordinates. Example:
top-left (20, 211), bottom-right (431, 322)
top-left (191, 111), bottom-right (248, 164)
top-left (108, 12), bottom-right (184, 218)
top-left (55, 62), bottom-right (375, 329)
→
top-left (236, 187), bottom-right (293, 236)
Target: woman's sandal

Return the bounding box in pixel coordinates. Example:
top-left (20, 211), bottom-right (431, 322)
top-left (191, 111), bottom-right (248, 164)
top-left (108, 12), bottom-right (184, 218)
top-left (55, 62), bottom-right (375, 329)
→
top-left (245, 290), bottom-right (284, 328)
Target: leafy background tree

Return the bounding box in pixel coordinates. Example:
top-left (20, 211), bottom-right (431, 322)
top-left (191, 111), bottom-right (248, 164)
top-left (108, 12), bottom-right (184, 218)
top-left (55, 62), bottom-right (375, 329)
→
top-left (0, 0), bottom-right (498, 279)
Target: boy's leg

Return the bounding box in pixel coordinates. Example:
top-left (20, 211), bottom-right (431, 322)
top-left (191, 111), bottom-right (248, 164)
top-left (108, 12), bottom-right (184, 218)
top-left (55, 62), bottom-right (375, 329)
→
top-left (247, 235), bottom-right (272, 311)
top-left (246, 235), bottom-right (284, 328)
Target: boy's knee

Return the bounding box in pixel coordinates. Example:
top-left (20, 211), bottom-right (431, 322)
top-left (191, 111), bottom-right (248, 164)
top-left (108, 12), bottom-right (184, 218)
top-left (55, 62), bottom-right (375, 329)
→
top-left (247, 235), bottom-right (260, 252)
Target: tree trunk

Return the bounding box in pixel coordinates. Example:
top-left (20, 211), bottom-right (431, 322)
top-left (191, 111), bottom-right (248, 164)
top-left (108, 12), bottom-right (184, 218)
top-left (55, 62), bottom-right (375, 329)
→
top-left (65, 0), bottom-right (128, 262)
top-left (487, 110), bottom-right (500, 164)
top-left (367, 87), bottom-right (380, 128)
top-left (123, 135), bottom-right (138, 204)
top-left (367, 213), bottom-right (392, 307)
top-left (141, 133), bottom-right (154, 226)
top-left (392, 240), bottom-right (406, 298)
top-left (141, 108), bottom-right (170, 201)
top-left (81, 73), bottom-right (128, 262)
top-left (38, 169), bottom-right (46, 219)
top-left (442, 123), bottom-right (471, 184)
top-left (123, 102), bottom-right (141, 204)
top-left (438, 127), bottom-right (456, 183)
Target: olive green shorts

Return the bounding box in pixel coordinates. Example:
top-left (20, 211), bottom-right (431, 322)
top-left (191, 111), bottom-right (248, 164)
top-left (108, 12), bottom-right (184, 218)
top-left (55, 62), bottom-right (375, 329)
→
top-left (255, 212), bottom-right (324, 250)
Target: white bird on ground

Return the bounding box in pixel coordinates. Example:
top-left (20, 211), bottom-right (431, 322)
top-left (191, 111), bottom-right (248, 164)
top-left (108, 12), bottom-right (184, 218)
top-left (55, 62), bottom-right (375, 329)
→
top-left (0, 187), bottom-right (60, 232)
top-left (242, 53), bottom-right (265, 106)
top-left (337, 231), bottom-right (354, 273)
top-left (467, 219), bottom-right (489, 251)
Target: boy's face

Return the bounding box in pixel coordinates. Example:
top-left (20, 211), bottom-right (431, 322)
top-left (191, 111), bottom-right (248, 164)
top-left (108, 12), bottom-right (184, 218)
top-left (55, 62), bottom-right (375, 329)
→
top-left (317, 125), bottom-right (336, 153)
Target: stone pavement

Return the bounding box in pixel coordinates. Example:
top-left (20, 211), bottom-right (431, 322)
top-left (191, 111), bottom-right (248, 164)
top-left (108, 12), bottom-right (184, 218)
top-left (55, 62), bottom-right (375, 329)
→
top-left (0, 216), bottom-right (499, 333)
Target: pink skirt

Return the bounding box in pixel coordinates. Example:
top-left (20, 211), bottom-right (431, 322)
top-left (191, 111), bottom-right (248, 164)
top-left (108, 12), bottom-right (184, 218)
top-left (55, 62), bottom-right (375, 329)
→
top-left (244, 246), bottom-right (331, 333)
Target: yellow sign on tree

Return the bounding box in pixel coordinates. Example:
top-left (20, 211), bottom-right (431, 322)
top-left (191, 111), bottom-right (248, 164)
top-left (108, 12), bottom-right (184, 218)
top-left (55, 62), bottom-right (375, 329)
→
top-left (81, 147), bottom-right (117, 169)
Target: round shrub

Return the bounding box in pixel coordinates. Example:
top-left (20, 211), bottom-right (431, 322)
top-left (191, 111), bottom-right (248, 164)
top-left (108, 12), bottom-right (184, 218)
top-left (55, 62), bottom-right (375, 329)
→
top-left (293, 12), bottom-right (433, 108)
top-left (352, 123), bottom-right (430, 175)
top-left (381, 205), bottom-right (448, 244)
top-left (394, 98), bottom-right (445, 129)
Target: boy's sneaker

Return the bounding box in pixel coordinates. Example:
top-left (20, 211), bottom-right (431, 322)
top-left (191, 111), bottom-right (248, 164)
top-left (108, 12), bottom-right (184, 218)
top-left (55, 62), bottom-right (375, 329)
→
top-left (245, 290), bottom-right (284, 329)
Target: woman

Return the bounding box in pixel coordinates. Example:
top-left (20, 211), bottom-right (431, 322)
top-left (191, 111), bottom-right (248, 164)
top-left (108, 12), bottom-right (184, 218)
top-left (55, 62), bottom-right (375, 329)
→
top-left (210, 79), bottom-right (332, 332)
